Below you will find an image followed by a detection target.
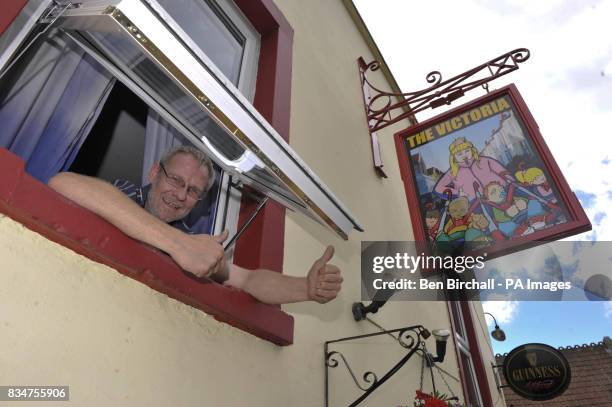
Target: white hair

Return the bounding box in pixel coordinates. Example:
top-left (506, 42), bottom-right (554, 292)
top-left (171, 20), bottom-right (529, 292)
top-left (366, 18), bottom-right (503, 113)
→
top-left (160, 145), bottom-right (215, 192)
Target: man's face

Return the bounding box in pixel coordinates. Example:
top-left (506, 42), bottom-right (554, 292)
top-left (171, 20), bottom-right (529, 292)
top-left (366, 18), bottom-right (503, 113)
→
top-left (454, 148), bottom-right (473, 167)
top-left (146, 153), bottom-right (209, 223)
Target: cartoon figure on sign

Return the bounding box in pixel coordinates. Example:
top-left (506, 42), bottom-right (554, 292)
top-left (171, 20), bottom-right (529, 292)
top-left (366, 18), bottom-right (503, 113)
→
top-left (436, 197), bottom-right (479, 242)
top-left (425, 209), bottom-right (441, 242)
top-left (434, 137), bottom-right (513, 201)
top-left (465, 213), bottom-right (493, 246)
top-left (515, 167), bottom-right (557, 204)
top-left (483, 181), bottom-right (540, 237)
top-left (515, 166), bottom-right (565, 225)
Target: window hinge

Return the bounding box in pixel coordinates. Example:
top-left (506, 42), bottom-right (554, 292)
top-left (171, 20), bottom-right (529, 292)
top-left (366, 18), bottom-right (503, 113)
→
top-left (0, 1), bottom-right (76, 81)
top-left (39, 2), bottom-right (81, 23)
top-left (1, 1), bottom-right (75, 80)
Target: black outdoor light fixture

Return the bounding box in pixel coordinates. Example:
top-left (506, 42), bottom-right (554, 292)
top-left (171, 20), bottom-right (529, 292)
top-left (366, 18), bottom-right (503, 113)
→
top-left (429, 329), bottom-right (450, 363)
top-left (352, 300), bottom-right (385, 321)
top-left (484, 312), bottom-right (507, 341)
top-left (352, 284), bottom-right (396, 321)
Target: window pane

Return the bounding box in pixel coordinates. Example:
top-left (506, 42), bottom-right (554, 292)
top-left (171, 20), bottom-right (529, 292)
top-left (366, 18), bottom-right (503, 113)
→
top-left (77, 30), bottom-right (304, 207)
top-left (450, 301), bottom-right (467, 339)
top-left (460, 352), bottom-right (482, 407)
top-left (154, 0), bottom-right (244, 84)
top-left (90, 30), bottom-right (245, 161)
top-left (247, 167), bottom-right (305, 206)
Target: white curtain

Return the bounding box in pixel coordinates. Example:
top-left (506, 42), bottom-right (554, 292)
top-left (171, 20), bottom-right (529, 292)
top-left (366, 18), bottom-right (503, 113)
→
top-left (141, 109), bottom-right (187, 184)
top-left (0, 30), bottom-right (115, 183)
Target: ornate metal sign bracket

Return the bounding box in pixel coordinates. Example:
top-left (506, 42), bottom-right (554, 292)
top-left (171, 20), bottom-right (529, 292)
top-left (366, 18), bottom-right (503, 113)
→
top-left (325, 325), bottom-right (432, 406)
top-left (358, 48), bottom-right (530, 177)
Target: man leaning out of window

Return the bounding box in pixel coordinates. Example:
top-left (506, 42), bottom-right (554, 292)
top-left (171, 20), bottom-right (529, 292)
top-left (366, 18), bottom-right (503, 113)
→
top-left (48, 146), bottom-right (342, 305)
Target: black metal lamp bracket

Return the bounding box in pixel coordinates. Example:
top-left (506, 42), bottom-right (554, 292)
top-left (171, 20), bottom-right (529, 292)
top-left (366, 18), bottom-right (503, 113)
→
top-left (324, 325), bottom-right (432, 407)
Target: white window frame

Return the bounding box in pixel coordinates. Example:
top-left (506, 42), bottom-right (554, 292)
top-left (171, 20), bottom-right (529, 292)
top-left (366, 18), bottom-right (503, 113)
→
top-left (143, 0), bottom-right (260, 101)
top-left (214, 0), bottom-right (260, 102)
top-left (451, 302), bottom-right (485, 407)
top-left (201, 0), bottom-right (260, 243)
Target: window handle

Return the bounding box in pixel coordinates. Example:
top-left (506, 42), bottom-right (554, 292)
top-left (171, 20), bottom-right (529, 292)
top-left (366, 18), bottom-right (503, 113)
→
top-left (198, 134), bottom-right (263, 174)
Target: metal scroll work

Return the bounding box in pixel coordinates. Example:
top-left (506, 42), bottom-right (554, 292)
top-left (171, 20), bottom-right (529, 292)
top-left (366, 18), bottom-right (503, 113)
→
top-left (324, 325), bottom-right (430, 407)
top-left (358, 48), bottom-right (530, 177)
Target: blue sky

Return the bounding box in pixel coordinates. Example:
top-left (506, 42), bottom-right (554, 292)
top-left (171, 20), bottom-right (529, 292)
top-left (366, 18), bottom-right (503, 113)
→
top-left (480, 301), bottom-right (612, 354)
top-left (354, 0), bottom-right (612, 353)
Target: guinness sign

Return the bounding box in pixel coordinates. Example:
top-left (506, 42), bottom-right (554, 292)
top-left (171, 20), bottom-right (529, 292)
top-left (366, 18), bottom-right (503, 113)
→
top-left (502, 343), bottom-right (571, 401)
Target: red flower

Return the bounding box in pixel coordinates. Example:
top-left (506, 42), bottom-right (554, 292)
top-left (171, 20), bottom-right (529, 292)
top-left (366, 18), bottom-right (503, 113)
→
top-left (424, 399), bottom-right (448, 407)
top-left (414, 390), bottom-right (450, 407)
top-left (415, 390), bottom-right (432, 400)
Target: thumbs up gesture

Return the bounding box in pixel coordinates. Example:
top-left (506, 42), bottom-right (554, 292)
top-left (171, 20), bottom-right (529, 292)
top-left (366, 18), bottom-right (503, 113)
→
top-left (307, 246), bottom-right (343, 303)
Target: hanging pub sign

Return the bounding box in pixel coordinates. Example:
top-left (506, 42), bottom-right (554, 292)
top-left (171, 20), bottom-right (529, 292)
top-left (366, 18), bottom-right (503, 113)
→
top-left (394, 84), bottom-right (590, 259)
top-left (502, 343), bottom-right (571, 401)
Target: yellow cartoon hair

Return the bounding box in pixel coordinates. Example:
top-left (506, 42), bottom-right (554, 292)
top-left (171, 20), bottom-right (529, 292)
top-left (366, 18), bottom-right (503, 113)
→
top-left (515, 167), bottom-right (544, 184)
top-left (449, 137), bottom-right (479, 176)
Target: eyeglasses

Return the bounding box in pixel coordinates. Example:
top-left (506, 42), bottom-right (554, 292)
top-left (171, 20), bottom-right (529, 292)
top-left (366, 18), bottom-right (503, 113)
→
top-left (159, 162), bottom-right (204, 200)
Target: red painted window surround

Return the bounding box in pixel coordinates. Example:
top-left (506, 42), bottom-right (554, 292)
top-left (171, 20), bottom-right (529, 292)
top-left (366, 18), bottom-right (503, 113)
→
top-left (233, 0), bottom-right (293, 275)
top-left (0, 0), bottom-right (296, 345)
top-left (0, 0), bottom-right (27, 36)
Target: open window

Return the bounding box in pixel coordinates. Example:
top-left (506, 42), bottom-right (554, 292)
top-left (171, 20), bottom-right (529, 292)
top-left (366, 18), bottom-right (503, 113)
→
top-left (0, 0), bottom-right (362, 240)
top-left (66, 0), bottom-right (262, 240)
top-left (0, 0), bottom-right (362, 345)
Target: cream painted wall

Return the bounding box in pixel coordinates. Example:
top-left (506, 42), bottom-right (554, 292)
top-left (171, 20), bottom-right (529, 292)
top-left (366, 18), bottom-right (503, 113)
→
top-left (0, 0), bottom-right (501, 406)
top-left (281, 1), bottom-right (413, 242)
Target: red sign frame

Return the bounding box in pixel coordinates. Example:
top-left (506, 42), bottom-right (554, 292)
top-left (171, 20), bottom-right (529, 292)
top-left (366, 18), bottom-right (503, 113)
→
top-left (394, 84), bottom-right (590, 260)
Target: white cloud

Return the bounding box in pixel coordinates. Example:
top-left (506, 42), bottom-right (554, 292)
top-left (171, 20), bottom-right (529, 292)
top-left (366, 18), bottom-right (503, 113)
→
top-left (605, 302), bottom-right (612, 319)
top-left (482, 300), bottom-right (519, 326)
top-left (557, 241), bottom-right (610, 288)
top-left (605, 59), bottom-right (612, 76)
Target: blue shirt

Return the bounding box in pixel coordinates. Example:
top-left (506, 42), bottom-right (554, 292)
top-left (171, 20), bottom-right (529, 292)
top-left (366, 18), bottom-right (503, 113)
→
top-left (113, 179), bottom-right (193, 234)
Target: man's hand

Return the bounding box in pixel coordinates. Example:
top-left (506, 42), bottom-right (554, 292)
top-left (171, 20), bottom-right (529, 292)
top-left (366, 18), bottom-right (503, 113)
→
top-left (307, 246), bottom-right (343, 304)
top-left (169, 230), bottom-right (229, 278)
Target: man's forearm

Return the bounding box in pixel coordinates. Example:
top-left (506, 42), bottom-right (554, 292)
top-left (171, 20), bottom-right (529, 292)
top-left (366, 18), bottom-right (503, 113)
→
top-left (48, 172), bottom-right (183, 254)
top-left (226, 246), bottom-right (341, 305)
top-left (229, 266), bottom-right (309, 305)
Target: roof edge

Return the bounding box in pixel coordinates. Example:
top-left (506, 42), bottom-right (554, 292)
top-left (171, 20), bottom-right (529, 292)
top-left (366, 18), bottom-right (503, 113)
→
top-left (341, 0), bottom-right (404, 96)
